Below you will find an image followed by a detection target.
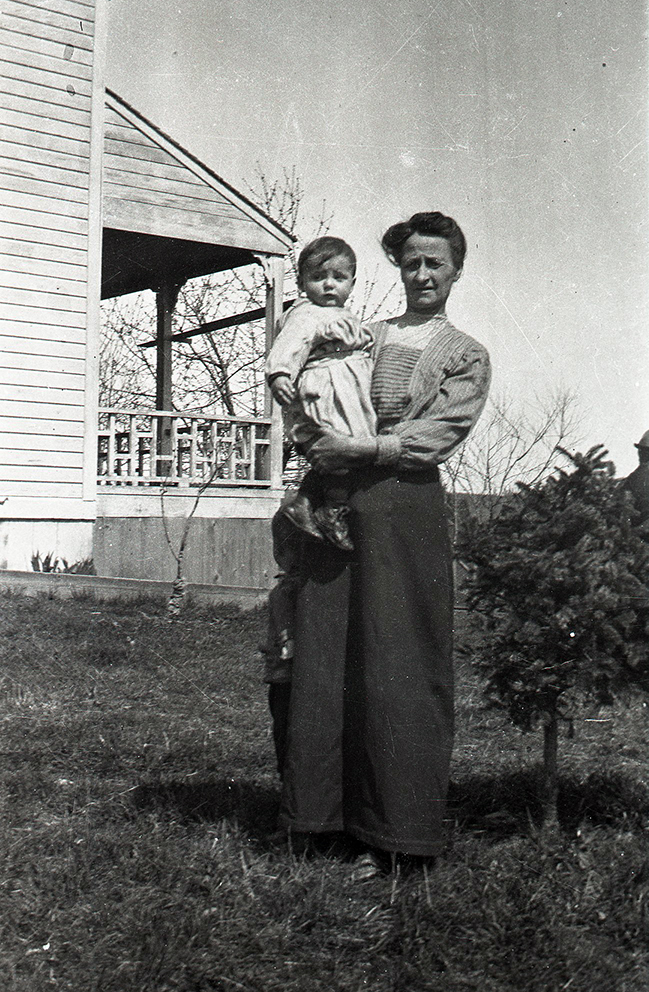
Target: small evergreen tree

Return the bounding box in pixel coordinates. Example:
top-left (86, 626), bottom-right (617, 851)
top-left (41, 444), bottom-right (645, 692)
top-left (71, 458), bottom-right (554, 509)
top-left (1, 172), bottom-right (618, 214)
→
top-left (457, 445), bottom-right (649, 827)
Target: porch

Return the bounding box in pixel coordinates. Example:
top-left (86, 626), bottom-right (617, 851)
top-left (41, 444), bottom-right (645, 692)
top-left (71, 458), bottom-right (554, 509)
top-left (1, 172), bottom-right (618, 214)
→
top-left (0, 70), bottom-right (296, 585)
top-left (97, 407), bottom-right (281, 489)
top-left (90, 91), bottom-right (295, 590)
top-left (92, 405), bottom-right (287, 588)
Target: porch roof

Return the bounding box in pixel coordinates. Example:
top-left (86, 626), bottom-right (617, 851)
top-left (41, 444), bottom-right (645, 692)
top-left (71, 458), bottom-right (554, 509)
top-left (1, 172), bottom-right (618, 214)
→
top-left (101, 229), bottom-right (257, 300)
top-left (101, 89), bottom-right (294, 300)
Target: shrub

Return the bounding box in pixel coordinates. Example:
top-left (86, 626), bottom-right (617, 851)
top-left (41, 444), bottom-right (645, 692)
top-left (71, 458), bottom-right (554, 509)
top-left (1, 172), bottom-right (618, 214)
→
top-left (31, 552), bottom-right (96, 575)
top-left (457, 445), bottom-right (649, 826)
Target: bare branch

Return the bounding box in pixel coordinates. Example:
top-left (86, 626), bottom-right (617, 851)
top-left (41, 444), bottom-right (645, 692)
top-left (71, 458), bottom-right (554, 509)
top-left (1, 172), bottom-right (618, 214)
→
top-left (442, 390), bottom-right (583, 501)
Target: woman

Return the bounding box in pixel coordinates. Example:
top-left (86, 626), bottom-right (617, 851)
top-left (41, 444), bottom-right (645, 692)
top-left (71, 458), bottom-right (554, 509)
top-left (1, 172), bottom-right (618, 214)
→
top-left (277, 211), bottom-right (491, 870)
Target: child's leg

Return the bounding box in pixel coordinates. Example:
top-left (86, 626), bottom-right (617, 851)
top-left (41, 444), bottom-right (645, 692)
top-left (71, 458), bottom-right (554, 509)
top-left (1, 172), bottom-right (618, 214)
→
top-left (261, 573), bottom-right (297, 776)
top-left (262, 574), bottom-right (297, 677)
top-left (260, 511), bottom-right (302, 777)
top-left (279, 471), bottom-right (325, 541)
top-left (273, 501), bottom-right (307, 572)
top-left (318, 472), bottom-right (352, 507)
top-left (297, 468), bottom-right (326, 503)
top-left (268, 682), bottom-right (291, 779)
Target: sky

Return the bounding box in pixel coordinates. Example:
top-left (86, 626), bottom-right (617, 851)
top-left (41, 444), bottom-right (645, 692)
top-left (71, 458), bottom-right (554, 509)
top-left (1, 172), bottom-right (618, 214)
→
top-left (105, 0), bottom-right (649, 474)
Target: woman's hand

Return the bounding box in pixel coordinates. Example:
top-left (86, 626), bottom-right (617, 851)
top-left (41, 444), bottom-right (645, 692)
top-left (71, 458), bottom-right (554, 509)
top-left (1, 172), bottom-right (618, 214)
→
top-left (306, 431), bottom-right (378, 473)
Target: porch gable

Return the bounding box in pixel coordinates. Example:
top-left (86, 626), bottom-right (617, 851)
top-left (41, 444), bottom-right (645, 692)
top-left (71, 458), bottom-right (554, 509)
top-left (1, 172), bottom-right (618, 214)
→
top-left (103, 89), bottom-right (293, 273)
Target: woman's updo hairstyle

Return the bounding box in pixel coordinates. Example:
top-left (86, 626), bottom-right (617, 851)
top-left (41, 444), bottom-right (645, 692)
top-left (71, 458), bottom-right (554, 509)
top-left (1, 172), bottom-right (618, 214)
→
top-left (381, 211), bottom-right (467, 270)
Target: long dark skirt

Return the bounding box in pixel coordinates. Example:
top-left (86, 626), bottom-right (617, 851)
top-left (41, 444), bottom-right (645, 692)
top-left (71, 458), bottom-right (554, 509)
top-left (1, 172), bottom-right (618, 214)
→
top-left (279, 466), bottom-right (454, 857)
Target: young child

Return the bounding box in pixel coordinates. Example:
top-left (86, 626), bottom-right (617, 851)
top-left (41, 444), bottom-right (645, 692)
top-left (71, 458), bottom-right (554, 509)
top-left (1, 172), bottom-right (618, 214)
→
top-left (266, 236), bottom-right (375, 551)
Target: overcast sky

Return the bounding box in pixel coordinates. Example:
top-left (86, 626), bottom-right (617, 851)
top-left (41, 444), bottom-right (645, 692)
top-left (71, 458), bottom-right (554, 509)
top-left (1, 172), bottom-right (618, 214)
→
top-left (105, 0), bottom-right (649, 473)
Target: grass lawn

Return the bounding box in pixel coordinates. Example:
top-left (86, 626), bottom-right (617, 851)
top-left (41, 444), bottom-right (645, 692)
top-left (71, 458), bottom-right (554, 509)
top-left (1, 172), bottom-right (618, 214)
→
top-left (0, 591), bottom-right (648, 992)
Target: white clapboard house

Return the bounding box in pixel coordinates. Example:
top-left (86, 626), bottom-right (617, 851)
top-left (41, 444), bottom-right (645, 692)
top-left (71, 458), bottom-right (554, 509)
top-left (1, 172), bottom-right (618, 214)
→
top-left (0, 0), bottom-right (294, 591)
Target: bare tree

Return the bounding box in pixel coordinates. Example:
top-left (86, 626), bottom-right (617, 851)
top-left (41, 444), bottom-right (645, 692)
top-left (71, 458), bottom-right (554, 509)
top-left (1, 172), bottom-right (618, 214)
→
top-left (247, 163), bottom-right (333, 286)
top-left (442, 389), bottom-right (582, 503)
top-left (99, 293), bottom-right (157, 408)
top-left (355, 262), bottom-right (400, 324)
top-left (99, 262), bottom-right (274, 417)
top-left (161, 466), bottom-right (221, 617)
top-left (171, 267), bottom-right (269, 417)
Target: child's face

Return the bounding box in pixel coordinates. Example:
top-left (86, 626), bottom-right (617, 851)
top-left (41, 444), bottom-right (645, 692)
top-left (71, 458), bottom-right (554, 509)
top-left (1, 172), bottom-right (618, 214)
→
top-left (299, 254), bottom-right (355, 307)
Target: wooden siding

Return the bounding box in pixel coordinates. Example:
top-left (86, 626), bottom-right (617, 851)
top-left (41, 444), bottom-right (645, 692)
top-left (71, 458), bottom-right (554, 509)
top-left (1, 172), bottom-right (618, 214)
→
top-left (0, 0), bottom-right (99, 510)
top-left (103, 97), bottom-right (293, 254)
top-left (93, 515), bottom-right (276, 587)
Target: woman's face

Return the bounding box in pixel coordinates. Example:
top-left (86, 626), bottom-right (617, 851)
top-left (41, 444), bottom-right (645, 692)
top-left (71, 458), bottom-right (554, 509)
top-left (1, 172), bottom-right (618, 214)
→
top-left (399, 234), bottom-right (462, 314)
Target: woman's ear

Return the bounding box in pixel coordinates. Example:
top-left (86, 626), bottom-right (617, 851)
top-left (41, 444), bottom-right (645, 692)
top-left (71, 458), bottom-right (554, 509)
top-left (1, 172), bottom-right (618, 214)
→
top-left (453, 267), bottom-right (463, 283)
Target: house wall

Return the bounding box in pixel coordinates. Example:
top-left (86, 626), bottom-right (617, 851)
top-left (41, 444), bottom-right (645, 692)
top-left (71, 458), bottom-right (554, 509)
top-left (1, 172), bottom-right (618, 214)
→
top-left (0, 519), bottom-right (93, 572)
top-left (93, 517), bottom-right (276, 588)
top-left (0, 2), bottom-right (288, 583)
top-left (0, 0), bottom-right (107, 555)
top-left (93, 490), bottom-right (281, 588)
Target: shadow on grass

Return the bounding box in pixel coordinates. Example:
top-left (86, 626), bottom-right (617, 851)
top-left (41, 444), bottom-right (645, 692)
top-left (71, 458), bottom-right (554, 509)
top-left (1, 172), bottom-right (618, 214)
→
top-left (447, 768), bottom-right (649, 839)
top-left (129, 777), bottom-right (359, 859)
top-left (131, 776), bottom-right (282, 843)
top-left (130, 768), bottom-right (649, 852)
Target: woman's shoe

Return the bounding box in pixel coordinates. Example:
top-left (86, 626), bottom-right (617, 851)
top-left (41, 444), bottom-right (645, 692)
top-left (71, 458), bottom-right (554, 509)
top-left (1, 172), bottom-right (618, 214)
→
top-left (351, 850), bottom-right (387, 881)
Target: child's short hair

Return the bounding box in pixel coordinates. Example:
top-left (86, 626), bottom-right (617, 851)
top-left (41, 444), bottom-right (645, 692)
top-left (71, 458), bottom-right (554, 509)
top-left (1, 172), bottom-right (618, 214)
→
top-left (297, 236), bottom-right (357, 283)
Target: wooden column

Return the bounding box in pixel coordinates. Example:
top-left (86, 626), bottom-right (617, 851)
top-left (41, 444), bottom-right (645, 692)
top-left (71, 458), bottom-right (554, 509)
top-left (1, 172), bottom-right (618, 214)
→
top-left (155, 281), bottom-right (180, 411)
top-left (155, 281), bottom-right (181, 476)
top-left (261, 255), bottom-right (285, 490)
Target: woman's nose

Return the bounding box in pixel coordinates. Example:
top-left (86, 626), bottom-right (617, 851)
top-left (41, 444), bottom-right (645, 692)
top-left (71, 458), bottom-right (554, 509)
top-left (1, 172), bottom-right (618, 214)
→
top-left (413, 263), bottom-right (430, 283)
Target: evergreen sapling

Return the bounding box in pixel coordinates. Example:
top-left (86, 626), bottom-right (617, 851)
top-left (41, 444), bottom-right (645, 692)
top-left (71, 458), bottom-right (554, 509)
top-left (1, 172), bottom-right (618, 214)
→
top-left (457, 445), bottom-right (649, 827)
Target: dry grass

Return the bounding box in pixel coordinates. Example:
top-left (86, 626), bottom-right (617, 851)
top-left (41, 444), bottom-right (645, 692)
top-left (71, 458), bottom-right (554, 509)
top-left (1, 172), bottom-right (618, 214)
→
top-left (0, 591), bottom-right (648, 991)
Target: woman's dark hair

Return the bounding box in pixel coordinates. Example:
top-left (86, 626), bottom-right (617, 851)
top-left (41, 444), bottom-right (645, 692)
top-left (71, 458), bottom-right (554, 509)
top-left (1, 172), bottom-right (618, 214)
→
top-left (381, 212), bottom-right (467, 269)
top-left (297, 236), bottom-right (357, 283)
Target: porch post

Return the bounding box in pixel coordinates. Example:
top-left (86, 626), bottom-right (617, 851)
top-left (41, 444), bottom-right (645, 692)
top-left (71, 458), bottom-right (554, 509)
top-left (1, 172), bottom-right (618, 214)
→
top-left (155, 281), bottom-right (180, 411)
top-left (262, 255), bottom-right (285, 489)
top-left (155, 281), bottom-right (181, 474)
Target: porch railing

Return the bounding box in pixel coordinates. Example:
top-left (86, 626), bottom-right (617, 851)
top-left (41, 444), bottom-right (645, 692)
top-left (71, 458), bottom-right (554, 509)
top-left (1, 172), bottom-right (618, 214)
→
top-left (97, 408), bottom-right (274, 487)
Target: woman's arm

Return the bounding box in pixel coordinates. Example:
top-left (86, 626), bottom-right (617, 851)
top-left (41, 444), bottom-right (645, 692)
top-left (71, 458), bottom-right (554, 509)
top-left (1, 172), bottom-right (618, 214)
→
top-left (308, 345), bottom-right (491, 474)
top-left (305, 433), bottom-right (378, 473)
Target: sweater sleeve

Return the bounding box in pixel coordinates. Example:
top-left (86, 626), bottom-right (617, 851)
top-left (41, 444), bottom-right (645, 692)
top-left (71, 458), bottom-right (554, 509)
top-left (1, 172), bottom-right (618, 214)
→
top-left (376, 344), bottom-right (491, 470)
top-left (265, 303), bottom-right (322, 383)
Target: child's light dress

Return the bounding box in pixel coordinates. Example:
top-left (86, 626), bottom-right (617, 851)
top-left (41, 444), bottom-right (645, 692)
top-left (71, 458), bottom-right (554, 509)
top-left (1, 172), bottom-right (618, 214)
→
top-left (266, 299), bottom-right (376, 450)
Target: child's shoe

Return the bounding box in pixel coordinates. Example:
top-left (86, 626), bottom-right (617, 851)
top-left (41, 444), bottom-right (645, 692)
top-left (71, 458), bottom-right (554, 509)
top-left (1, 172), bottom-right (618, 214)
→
top-left (281, 491), bottom-right (324, 541)
top-left (314, 505), bottom-right (354, 552)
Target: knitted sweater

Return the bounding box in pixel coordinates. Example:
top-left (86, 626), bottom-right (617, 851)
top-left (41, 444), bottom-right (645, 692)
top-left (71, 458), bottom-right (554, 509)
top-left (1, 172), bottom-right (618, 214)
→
top-left (370, 313), bottom-right (491, 471)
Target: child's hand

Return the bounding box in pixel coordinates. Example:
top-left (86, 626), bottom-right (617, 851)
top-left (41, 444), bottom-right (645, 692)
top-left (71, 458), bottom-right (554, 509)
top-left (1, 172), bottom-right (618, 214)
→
top-left (270, 375), bottom-right (295, 407)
